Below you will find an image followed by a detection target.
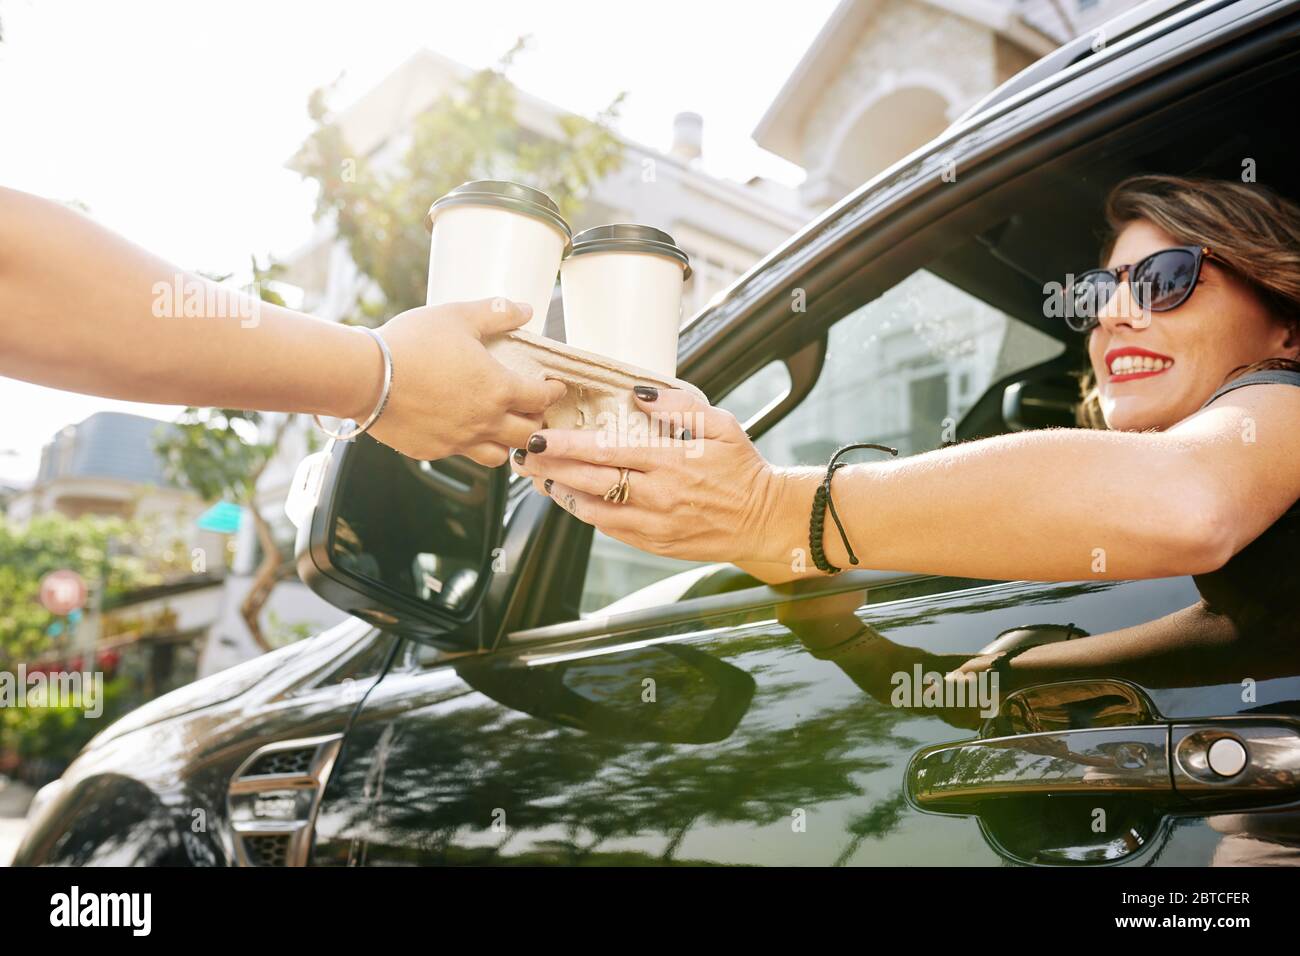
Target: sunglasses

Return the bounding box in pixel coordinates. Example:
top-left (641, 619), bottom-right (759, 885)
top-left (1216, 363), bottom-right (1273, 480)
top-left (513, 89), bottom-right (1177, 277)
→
top-left (1064, 244), bottom-right (1218, 333)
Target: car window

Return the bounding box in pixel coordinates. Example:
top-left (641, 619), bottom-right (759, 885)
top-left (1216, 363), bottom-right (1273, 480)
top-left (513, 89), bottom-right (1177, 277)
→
top-left (754, 270), bottom-right (1063, 463)
top-left (578, 268), bottom-right (1064, 616)
top-left (720, 360), bottom-right (792, 427)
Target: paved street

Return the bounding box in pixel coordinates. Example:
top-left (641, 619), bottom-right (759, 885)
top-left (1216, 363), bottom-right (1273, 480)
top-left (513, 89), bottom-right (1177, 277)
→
top-left (0, 776), bottom-right (34, 866)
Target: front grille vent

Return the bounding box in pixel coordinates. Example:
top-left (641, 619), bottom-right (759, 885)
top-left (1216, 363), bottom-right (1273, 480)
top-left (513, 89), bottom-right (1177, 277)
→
top-left (227, 734), bottom-right (343, 867)
top-left (244, 833), bottom-right (292, 867)
top-left (245, 748), bottom-right (315, 778)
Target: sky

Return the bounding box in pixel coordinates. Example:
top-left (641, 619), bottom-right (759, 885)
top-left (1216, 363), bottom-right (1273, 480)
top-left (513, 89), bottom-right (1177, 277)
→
top-left (0, 0), bottom-right (837, 485)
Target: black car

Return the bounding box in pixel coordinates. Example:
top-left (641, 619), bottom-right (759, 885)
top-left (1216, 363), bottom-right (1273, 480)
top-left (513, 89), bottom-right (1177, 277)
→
top-left (17, 0), bottom-right (1300, 867)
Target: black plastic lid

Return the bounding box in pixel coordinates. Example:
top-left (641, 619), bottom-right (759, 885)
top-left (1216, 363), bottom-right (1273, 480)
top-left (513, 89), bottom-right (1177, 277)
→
top-left (425, 180), bottom-right (572, 249)
top-left (568, 223), bottom-right (691, 280)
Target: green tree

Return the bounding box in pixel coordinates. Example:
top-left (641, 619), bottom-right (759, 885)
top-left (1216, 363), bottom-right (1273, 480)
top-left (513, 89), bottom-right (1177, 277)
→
top-left (0, 670), bottom-right (132, 777)
top-left (297, 37), bottom-right (626, 323)
top-left (0, 512), bottom-right (154, 666)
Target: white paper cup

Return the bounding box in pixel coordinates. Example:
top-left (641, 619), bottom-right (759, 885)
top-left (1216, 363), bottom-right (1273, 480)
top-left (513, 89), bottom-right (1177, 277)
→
top-left (424, 181), bottom-right (571, 335)
top-left (560, 224), bottom-right (691, 378)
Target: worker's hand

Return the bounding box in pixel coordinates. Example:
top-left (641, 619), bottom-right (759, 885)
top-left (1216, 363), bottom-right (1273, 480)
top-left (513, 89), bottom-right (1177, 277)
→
top-left (351, 298), bottom-right (566, 466)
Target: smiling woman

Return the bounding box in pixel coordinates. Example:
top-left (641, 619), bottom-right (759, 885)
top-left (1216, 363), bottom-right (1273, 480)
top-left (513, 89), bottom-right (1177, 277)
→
top-left (1076, 175), bottom-right (1300, 430)
top-left (513, 174), bottom-right (1300, 585)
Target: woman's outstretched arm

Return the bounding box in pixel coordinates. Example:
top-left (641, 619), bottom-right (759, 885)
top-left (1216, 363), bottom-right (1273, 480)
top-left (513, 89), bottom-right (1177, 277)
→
top-left (754, 404), bottom-right (1292, 582)
top-left (513, 383), bottom-right (1300, 582)
top-left (0, 186), bottom-right (565, 464)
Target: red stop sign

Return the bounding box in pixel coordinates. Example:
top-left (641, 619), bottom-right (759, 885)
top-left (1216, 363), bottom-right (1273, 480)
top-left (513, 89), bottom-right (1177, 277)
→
top-left (39, 570), bottom-right (88, 616)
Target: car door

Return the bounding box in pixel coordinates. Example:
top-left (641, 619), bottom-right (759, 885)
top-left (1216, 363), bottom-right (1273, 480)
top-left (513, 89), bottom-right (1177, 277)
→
top-left (306, 278), bottom-right (1300, 868)
top-left (309, 275), bottom-right (1300, 865)
top-left (309, 2), bottom-right (1300, 864)
top-left (310, 294), bottom-right (1300, 866)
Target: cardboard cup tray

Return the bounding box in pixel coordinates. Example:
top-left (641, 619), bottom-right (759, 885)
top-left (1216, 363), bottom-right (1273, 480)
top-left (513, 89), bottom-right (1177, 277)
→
top-left (485, 329), bottom-right (707, 432)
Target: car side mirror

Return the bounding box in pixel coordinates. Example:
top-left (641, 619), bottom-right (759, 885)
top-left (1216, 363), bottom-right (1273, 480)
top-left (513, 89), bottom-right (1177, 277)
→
top-left (457, 643), bottom-right (756, 744)
top-left (295, 435), bottom-right (507, 641)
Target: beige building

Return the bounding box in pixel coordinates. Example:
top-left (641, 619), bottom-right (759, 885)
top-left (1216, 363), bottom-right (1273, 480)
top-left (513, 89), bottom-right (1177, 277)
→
top-left (755, 0), bottom-right (1138, 210)
top-left (10, 413), bottom-right (210, 533)
top-left (759, 0), bottom-right (1144, 209)
top-left (756, 0), bottom-right (1048, 209)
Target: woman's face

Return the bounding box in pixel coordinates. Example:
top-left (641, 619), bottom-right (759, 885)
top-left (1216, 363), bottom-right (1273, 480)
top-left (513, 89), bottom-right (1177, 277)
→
top-left (1088, 219), bottom-right (1294, 431)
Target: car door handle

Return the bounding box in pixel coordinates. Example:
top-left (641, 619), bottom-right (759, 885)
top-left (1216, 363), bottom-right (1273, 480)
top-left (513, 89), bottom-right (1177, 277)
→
top-left (908, 718), bottom-right (1300, 814)
top-left (908, 726), bottom-right (1171, 813)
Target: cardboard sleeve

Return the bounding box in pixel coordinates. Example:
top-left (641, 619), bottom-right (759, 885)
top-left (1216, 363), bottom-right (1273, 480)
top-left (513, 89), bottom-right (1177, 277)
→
top-left (484, 329), bottom-right (708, 431)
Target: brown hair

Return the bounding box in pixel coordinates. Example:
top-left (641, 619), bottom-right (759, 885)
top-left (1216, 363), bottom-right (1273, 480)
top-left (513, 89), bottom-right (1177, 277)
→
top-left (1076, 174), bottom-right (1300, 428)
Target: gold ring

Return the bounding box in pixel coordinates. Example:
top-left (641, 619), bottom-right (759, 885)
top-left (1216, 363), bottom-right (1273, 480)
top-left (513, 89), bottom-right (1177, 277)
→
top-left (603, 468), bottom-right (630, 504)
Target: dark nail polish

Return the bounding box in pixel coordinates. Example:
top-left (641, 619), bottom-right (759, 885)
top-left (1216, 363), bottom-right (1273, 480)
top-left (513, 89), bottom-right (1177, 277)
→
top-left (679, 428), bottom-right (693, 441)
top-left (634, 386), bottom-right (659, 402)
top-left (544, 479), bottom-right (553, 494)
top-left (527, 433), bottom-right (548, 453)
top-left (512, 448), bottom-right (527, 466)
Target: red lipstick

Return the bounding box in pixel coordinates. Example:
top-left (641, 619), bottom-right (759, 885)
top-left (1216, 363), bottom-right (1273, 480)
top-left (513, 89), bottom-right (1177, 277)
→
top-left (1103, 346), bottom-right (1175, 383)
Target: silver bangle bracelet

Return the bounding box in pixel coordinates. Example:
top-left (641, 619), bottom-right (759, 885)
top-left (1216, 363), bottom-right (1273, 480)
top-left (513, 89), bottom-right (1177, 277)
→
top-left (312, 326), bottom-right (393, 441)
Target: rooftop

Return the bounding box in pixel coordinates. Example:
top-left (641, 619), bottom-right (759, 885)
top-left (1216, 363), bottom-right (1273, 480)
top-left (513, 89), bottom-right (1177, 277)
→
top-left (36, 411), bottom-right (175, 488)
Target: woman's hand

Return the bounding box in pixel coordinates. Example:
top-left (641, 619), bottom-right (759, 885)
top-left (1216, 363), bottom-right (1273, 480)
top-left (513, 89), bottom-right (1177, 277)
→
top-left (511, 386), bottom-right (787, 564)
top-left (364, 298), bottom-right (567, 466)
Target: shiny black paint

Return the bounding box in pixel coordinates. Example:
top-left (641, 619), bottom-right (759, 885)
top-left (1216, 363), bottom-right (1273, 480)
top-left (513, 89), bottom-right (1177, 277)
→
top-left (313, 506), bottom-right (1300, 865)
top-left (14, 622), bottom-right (394, 866)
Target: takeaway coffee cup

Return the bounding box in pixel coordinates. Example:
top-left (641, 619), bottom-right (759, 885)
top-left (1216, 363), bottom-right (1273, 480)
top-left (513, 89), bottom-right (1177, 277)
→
top-left (424, 180), bottom-right (572, 335)
top-left (560, 224), bottom-right (692, 378)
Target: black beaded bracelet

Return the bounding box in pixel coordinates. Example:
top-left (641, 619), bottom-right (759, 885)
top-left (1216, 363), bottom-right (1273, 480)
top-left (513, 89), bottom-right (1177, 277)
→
top-left (809, 442), bottom-right (898, 574)
top-left (989, 643), bottom-right (1037, 681)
